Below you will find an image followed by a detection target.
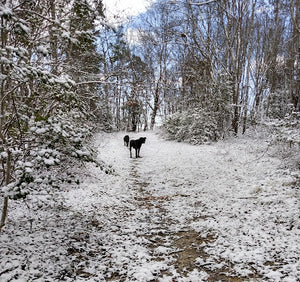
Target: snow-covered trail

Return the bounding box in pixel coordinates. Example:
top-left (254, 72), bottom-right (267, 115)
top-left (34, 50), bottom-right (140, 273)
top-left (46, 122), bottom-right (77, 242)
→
top-left (0, 130), bottom-right (298, 281)
top-left (65, 130), bottom-right (299, 281)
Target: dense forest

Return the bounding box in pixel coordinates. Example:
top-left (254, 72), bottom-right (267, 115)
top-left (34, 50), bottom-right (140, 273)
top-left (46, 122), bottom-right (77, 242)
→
top-left (0, 0), bottom-right (299, 228)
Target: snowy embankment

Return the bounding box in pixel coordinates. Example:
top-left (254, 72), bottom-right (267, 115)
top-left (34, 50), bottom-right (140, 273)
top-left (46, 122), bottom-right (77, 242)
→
top-left (0, 130), bottom-right (299, 281)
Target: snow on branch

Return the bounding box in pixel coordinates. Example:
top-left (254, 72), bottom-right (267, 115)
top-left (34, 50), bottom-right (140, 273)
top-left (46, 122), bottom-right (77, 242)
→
top-left (188, 0), bottom-right (216, 5)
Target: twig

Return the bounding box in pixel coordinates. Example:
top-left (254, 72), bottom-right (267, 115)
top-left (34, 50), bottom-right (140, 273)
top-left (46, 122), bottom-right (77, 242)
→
top-left (0, 265), bottom-right (19, 276)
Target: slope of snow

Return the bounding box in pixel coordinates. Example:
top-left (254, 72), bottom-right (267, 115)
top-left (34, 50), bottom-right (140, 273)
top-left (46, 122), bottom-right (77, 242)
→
top-left (0, 129), bottom-right (299, 281)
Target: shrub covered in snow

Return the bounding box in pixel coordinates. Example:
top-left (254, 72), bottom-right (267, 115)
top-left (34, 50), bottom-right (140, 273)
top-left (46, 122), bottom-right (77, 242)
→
top-left (162, 108), bottom-right (224, 144)
top-left (0, 110), bottom-right (99, 200)
top-left (262, 111), bottom-right (300, 173)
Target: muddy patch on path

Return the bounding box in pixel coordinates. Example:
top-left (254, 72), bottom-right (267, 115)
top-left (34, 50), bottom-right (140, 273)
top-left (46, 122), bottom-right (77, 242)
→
top-left (128, 161), bottom-right (261, 281)
top-left (173, 230), bottom-right (214, 273)
top-left (172, 230), bottom-right (252, 281)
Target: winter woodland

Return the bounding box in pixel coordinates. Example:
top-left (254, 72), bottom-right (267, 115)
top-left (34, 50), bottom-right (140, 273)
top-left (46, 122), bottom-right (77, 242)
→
top-left (0, 0), bottom-right (299, 281)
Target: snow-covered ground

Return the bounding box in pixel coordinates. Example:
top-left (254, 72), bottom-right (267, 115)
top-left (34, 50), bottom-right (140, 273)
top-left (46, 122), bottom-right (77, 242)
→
top-left (0, 130), bottom-right (299, 281)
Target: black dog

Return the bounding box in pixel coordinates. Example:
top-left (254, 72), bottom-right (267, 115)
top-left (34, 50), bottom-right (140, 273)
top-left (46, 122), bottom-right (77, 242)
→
top-left (123, 135), bottom-right (129, 147)
top-left (130, 137), bottom-right (146, 158)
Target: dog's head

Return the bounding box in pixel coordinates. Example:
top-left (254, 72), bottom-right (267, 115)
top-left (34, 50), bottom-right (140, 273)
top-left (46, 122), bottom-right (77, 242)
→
top-left (139, 137), bottom-right (146, 144)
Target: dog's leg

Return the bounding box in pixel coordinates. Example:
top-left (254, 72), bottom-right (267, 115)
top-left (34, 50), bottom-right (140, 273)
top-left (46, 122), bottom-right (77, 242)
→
top-left (130, 146), bottom-right (132, 158)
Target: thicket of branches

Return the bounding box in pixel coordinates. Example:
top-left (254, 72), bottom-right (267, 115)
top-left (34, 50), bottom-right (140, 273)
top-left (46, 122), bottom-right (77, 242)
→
top-left (127, 0), bottom-right (299, 143)
top-left (95, 0), bottom-right (299, 143)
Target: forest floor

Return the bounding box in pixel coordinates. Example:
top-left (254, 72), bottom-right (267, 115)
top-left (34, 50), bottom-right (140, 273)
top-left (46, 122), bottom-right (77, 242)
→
top-left (0, 129), bottom-right (299, 281)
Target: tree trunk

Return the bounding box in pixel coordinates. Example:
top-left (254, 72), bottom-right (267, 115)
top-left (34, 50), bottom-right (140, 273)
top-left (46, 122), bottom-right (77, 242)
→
top-left (242, 0), bottom-right (257, 134)
top-left (292, 0), bottom-right (300, 111)
top-left (49, 0), bottom-right (58, 75)
top-left (0, 197), bottom-right (8, 231)
top-left (150, 76), bottom-right (161, 130)
top-left (0, 7), bottom-right (9, 232)
top-left (0, 11), bottom-right (7, 142)
top-left (0, 151), bottom-right (11, 231)
top-left (232, 87), bottom-right (240, 135)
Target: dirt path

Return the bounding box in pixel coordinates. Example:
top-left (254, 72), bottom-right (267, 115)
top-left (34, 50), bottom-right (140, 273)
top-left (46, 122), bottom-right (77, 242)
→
top-left (1, 130), bottom-right (297, 281)
top-left (91, 131), bottom-right (298, 281)
top-left (128, 161), bottom-right (242, 282)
